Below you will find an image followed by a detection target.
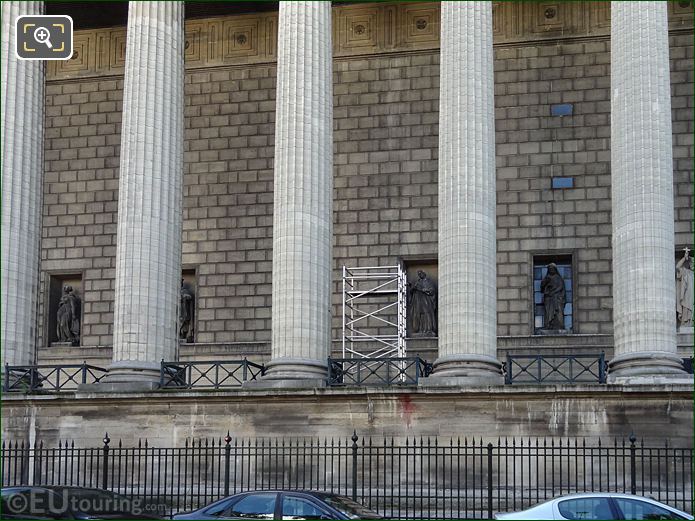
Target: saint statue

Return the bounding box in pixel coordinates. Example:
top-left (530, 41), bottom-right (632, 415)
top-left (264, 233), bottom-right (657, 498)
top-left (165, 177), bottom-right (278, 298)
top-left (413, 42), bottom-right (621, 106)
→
top-left (179, 279), bottom-right (195, 342)
top-left (56, 285), bottom-right (81, 345)
top-left (676, 248), bottom-right (694, 329)
top-left (541, 263), bottom-right (566, 330)
top-left (408, 270), bottom-right (438, 336)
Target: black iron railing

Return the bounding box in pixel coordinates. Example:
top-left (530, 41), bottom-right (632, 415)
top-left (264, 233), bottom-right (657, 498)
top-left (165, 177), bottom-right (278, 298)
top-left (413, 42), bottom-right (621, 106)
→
top-left (504, 353), bottom-right (607, 384)
top-left (6, 354), bottom-right (687, 393)
top-left (1, 434), bottom-right (692, 519)
top-left (3, 363), bottom-right (107, 393)
top-left (327, 357), bottom-right (433, 386)
top-left (159, 359), bottom-right (266, 389)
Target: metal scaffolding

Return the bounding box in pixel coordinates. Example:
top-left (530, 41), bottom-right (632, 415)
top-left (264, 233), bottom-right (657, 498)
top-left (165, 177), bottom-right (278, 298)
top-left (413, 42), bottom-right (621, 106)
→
top-left (342, 265), bottom-right (407, 359)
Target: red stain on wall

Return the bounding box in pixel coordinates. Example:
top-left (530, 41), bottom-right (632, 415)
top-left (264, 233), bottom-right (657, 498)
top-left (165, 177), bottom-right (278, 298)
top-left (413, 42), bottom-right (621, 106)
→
top-left (399, 394), bottom-right (416, 428)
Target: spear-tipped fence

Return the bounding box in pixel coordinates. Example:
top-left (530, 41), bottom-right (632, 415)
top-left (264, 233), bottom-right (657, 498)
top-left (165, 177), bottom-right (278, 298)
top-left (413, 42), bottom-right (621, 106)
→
top-left (1, 434), bottom-right (692, 519)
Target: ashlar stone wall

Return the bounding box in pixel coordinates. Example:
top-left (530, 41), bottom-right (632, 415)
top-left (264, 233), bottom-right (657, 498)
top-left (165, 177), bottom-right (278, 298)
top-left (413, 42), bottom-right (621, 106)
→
top-left (39, 25), bottom-right (694, 347)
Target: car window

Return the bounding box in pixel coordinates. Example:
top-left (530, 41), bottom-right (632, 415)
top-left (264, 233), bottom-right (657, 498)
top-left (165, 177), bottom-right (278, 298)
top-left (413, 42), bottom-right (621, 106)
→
top-left (558, 497), bottom-right (616, 520)
top-left (614, 498), bottom-right (687, 520)
top-left (319, 494), bottom-right (383, 519)
top-left (204, 498), bottom-right (237, 517)
top-left (282, 496), bottom-right (328, 520)
top-left (223, 493), bottom-right (277, 519)
top-left (0, 488), bottom-right (64, 519)
top-left (63, 488), bottom-right (133, 515)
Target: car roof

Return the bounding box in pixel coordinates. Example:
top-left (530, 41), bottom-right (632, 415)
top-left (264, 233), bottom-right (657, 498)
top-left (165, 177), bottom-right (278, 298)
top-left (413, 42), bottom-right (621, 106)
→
top-left (549, 492), bottom-right (676, 502)
top-left (3, 486), bottom-right (110, 492)
top-left (226, 489), bottom-right (342, 496)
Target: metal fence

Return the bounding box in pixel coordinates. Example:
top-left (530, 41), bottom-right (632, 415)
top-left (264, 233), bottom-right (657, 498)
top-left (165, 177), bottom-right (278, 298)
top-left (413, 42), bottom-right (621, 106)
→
top-left (504, 354), bottom-right (607, 384)
top-left (2, 434), bottom-right (692, 519)
top-left (3, 363), bottom-right (107, 392)
top-left (327, 357), bottom-right (433, 386)
top-left (5, 354), bottom-right (622, 394)
top-left (159, 360), bottom-right (265, 389)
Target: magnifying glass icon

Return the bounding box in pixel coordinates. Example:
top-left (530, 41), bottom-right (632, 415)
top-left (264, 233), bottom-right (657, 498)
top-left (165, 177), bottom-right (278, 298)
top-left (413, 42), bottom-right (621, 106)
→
top-left (34, 26), bottom-right (53, 49)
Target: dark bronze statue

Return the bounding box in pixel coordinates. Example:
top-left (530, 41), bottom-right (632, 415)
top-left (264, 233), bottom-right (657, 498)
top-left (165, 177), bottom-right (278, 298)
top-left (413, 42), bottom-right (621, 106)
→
top-left (179, 280), bottom-right (195, 343)
top-left (56, 285), bottom-right (80, 345)
top-left (541, 263), bottom-right (566, 330)
top-left (408, 270), bottom-right (438, 336)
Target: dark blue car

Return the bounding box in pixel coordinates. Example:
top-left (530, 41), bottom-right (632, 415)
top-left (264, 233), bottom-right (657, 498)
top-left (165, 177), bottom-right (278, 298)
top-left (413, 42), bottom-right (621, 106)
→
top-left (173, 490), bottom-right (383, 520)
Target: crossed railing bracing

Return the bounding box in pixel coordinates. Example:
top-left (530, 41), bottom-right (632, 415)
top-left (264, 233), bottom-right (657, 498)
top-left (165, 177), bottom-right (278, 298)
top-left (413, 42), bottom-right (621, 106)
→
top-left (159, 359), bottom-right (266, 389)
top-left (7, 354), bottom-right (690, 393)
top-left (327, 356), bottom-right (433, 386)
top-left (504, 353), bottom-right (608, 384)
top-left (3, 363), bottom-right (107, 393)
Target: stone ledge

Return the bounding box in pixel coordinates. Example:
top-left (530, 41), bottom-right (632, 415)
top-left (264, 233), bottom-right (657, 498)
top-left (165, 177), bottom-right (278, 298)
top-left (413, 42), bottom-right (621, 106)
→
top-left (2, 382), bottom-right (692, 404)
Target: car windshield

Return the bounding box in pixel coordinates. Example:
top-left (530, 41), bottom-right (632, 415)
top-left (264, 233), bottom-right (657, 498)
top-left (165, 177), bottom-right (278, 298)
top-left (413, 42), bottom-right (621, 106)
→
top-left (319, 494), bottom-right (383, 519)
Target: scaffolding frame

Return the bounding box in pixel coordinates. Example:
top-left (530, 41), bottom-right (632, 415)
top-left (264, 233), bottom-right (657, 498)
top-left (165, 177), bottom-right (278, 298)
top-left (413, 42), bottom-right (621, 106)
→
top-left (342, 265), bottom-right (407, 360)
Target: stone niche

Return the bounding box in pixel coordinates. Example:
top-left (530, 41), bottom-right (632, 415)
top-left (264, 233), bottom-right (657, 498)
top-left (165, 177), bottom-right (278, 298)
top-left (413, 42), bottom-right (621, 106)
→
top-left (404, 260), bottom-right (438, 338)
top-left (533, 254), bottom-right (573, 335)
top-left (48, 273), bottom-right (83, 347)
top-left (179, 269), bottom-right (197, 343)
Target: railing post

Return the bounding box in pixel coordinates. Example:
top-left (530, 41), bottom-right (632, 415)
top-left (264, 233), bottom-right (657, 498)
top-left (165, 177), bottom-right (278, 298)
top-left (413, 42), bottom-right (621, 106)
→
top-left (29, 367), bottom-right (37, 392)
top-left (505, 354), bottom-right (512, 384)
top-left (81, 361), bottom-right (88, 384)
top-left (487, 442), bottom-right (494, 519)
top-left (20, 441), bottom-right (29, 485)
top-left (351, 431), bottom-right (358, 501)
top-left (599, 352), bottom-right (606, 383)
top-left (4, 364), bottom-right (9, 391)
top-left (242, 358), bottom-right (248, 382)
top-left (101, 433), bottom-right (110, 490)
top-left (159, 359), bottom-right (165, 388)
top-left (224, 432), bottom-right (232, 497)
top-left (629, 433), bottom-right (637, 495)
top-left (33, 441), bottom-right (43, 486)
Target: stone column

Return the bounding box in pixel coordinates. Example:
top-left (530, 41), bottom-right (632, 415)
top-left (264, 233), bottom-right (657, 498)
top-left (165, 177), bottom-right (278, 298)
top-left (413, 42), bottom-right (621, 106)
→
top-left (1, 2), bottom-right (45, 370)
top-left (427, 2), bottom-right (502, 385)
top-left (106, 1), bottom-right (184, 389)
top-left (262, 2), bottom-right (333, 385)
top-left (608, 2), bottom-right (686, 380)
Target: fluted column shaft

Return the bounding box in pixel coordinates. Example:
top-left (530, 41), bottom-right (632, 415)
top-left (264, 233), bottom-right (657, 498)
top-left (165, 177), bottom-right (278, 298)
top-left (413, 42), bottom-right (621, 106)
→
top-left (609, 2), bottom-right (684, 379)
top-left (1, 2), bottom-right (44, 369)
top-left (109, 1), bottom-right (184, 384)
top-left (431, 3), bottom-right (501, 384)
top-left (266, 2), bottom-right (333, 381)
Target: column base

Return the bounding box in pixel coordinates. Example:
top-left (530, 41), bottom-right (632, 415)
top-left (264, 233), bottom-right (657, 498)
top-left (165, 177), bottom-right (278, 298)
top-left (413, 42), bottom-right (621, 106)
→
top-left (419, 354), bottom-right (503, 387)
top-left (607, 351), bottom-right (689, 383)
top-left (79, 361), bottom-right (161, 393)
top-left (243, 357), bottom-right (327, 389)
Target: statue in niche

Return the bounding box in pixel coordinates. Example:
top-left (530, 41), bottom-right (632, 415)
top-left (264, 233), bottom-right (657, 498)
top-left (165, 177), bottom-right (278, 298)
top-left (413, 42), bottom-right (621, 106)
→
top-left (408, 270), bottom-right (438, 336)
top-left (56, 285), bottom-right (81, 345)
top-left (179, 279), bottom-right (195, 343)
top-left (676, 248), bottom-right (694, 329)
top-left (541, 263), bottom-right (566, 330)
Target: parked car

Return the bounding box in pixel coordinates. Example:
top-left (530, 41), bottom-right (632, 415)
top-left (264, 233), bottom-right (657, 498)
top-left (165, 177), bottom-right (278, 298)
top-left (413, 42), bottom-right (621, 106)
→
top-left (495, 492), bottom-right (693, 520)
top-left (0, 486), bottom-right (164, 520)
top-left (173, 490), bottom-right (383, 520)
